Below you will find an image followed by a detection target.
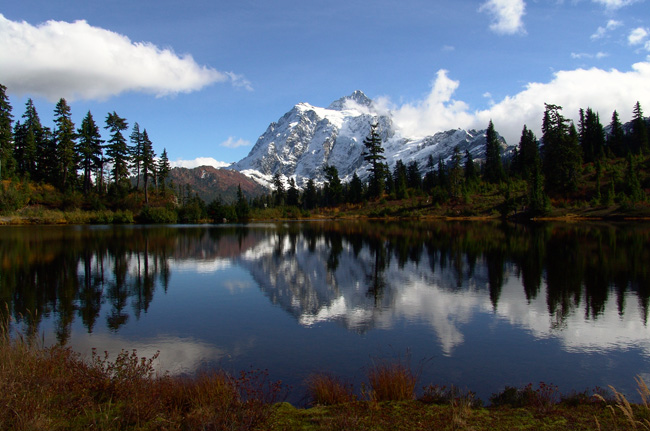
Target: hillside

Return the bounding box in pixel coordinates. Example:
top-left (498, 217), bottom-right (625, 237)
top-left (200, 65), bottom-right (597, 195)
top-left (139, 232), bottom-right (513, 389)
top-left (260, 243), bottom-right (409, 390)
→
top-left (168, 165), bottom-right (267, 204)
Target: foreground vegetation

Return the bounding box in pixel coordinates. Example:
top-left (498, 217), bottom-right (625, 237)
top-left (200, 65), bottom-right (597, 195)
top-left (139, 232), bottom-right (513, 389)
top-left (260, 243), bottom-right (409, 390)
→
top-left (1, 320), bottom-right (647, 430)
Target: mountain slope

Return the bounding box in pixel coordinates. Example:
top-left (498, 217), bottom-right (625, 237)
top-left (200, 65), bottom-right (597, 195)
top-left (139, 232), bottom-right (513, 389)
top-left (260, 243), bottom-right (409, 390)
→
top-left (168, 165), bottom-right (266, 203)
top-left (231, 91), bottom-right (510, 187)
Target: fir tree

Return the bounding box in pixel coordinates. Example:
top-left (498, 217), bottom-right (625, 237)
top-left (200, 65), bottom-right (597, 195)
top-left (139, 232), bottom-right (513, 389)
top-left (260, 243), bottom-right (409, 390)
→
top-left (362, 123), bottom-right (386, 198)
top-left (0, 84), bottom-right (14, 179)
top-left (464, 149), bottom-right (478, 184)
top-left (157, 148), bottom-right (171, 193)
top-left (541, 104), bottom-right (582, 194)
top-left (483, 120), bottom-right (505, 183)
top-left (579, 107), bottom-right (605, 162)
top-left (53, 98), bottom-right (77, 190)
top-left (287, 177), bottom-right (300, 207)
top-left (448, 146), bottom-right (464, 199)
top-left (323, 165), bottom-right (343, 206)
top-left (302, 178), bottom-right (317, 210)
top-left (607, 110), bottom-right (625, 157)
top-left (624, 154), bottom-right (644, 203)
top-left (140, 129), bottom-right (156, 204)
top-left (406, 160), bottom-right (422, 190)
top-left (631, 101), bottom-right (649, 154)
top-left (393, 160), bottom-right (408, 199)
top-left (104, 112), bottom-right (130, 188)
top-left (272, 173), bottom-right (285, 207)
top-left (348, 172), bottom-right (363, 204)
top-left (516, 125), bottom-right (539, 180)
top-left (235, 184), bottom-right (250, 221)
top-left (130, 123), bottom-right (144, 189)
top-left (77, 111), bottom-right (103, 193)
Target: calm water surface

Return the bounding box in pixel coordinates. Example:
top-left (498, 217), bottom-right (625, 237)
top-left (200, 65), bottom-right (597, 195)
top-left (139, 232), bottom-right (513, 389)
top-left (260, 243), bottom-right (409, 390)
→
top-left (1, 221), bottom-right (649, 403)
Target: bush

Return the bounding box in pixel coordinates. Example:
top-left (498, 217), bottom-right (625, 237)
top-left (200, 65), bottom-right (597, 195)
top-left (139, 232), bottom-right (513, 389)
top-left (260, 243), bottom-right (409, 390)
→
top-left (137, 207), bottom-right (177, 224)
top-left (366, 359), bottom-right (417, 401)
top-left (112, 210), bottom-right (134, 224)
top-left (306, 374), bottom-right (356, 406)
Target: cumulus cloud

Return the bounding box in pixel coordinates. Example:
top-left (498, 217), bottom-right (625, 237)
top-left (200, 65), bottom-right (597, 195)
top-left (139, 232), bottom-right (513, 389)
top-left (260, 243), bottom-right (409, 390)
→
top-left (478, 0), bottom-right (526, 35)
top-left (391, 62), bottom-right (650, 146)
top-left (221, 137), bottom-right (251, 148)
top-left (171, 157), bottom-right (231, 169)
top-left (629, 27), bottom-right (649, 44)
top-left (0, 14), bottom-right (249, 101)
top-left (391, 70), bottom-right (475, 137)
top-left (591, 19), bottom-right (622, 40)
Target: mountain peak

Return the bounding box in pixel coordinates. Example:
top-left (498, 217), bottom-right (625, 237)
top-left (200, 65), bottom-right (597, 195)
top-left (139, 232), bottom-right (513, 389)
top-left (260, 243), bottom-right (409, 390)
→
top-left (327, 90), bottom-right (372, 111)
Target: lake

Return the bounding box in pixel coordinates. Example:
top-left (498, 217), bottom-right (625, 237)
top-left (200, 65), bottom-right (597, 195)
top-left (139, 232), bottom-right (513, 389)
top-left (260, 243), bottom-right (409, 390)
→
top-left (1, 221), bottom-right (649, 404)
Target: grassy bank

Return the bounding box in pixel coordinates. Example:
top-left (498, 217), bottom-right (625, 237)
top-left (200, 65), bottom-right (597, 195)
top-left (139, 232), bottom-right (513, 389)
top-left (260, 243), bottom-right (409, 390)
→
top-left (1, 327), bottom-right (645, 431)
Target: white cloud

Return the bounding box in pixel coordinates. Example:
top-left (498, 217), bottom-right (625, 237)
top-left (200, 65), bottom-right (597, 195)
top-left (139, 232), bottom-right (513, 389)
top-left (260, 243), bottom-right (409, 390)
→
top-left (171, 157), bottom-right (231, 169)
top-left (629, 27), bottom-right (649, 45)
top-left (391, 70), bottom-right (475, 138)
top-left (0, 14), bottom-right (248, 101)
top-left (592, 0), bottom-right (640, 9)
top-left (478, 0), bottom-right (526, 35)
top-left (571, 51), bottom-right (609, 59)
top-left (591, 19), bottom-right (623, 40)
top-left (221, 136), bottom-right (252, 148)
top-left (392, 62), bottom-right (650, 146)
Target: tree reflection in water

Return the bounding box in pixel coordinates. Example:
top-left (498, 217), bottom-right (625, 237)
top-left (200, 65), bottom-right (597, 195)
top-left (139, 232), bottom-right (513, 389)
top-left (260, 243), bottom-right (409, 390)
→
top-left (1, 222), bottom-right (649, 343)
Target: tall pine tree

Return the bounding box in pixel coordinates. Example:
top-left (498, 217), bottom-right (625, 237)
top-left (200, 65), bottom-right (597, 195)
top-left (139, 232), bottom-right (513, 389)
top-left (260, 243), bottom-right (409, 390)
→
top-left (140, 129), bottom-right (156, 204)
top-left (483, 120), bottom-right (504, 183)
top-left (77, 111), bottom-right (103, 193)
top-left (104, 112), bottom-right (130, 188)
top-left (53, 98), bottom-right (77, 190)
top-left (363, 122), bottom-right (386, 198)
top-left (0, 84), bottom-right (14, 179)
top-left (541, 104), bottom-right (582, 194)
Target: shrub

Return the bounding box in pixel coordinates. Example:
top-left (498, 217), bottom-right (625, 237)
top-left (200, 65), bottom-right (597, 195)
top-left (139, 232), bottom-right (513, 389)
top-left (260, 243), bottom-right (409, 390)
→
top-left (306, 373), bottom-right (356, 406)
top-left (137, 206), bottom-right (177, 224)
top-left (366, 359), bottom-right (417, 402)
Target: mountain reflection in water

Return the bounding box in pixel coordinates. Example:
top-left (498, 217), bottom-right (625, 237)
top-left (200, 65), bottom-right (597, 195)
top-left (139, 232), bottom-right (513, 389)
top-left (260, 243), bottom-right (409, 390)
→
top-left (1, 221), bottom-right (649, 401)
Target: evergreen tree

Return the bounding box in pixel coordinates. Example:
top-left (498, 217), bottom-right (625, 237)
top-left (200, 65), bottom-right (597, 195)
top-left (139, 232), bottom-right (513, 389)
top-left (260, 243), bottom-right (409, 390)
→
top-left (607, 110), bottom-right (625, 157)
top-left (437, 156), bottom-right (447, 188)
top-left (516, 125), bottom-right (539, 180)
top-left (302, 178), bottom-right (317, 210)
top-left (579, 107), bottom-right (605, 162)
top-left (362, 123), bottom-right (386, 198)
top-left (140, 129), bottom-right (156, 204)
top-left (483, 120), bottom-right (504, 183)
top-left (448, 146), bottom-right (464, 198)
top-left (287, 177), bottom-right (300, 207)
top-left (348, 172), bottom-right (363, 204)
top-left (130, 123), bottom-right (144, 189)
top-left (323, 165), bottom-right (343, 206)
top-left (393, 160), bottom-right (408, 199)
top-left (157, 148), bottom-right (171, 193)
top-left (631, 101), bottom-right (649, 154)
top-left (235, 184), bottom-right (250, 221)
top-left (406, 160), bottom-right (422, 190)
top-left (53, 98), bottom-right (77, 190)
top-left (541, 104), bottom-right (582, 194)
top-left (15, 99), bottom-right (43, 178)
top-left (272, 173), bottom-right (285, 207)
top-left (104, 112), bottom-right (130, 188)
top-left (0, 84), bottom-right (14, 179)
top-left (624, 154), bottom-right (644, 203)
top-left (77, 111), bottom-right (103, 193)
top-left (464, 149), bottom-right (478, 184)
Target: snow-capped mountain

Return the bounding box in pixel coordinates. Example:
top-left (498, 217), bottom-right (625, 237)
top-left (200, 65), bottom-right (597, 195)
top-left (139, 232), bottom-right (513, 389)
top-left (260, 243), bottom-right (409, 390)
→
top-left (231, 91), bottom-right (510, 187)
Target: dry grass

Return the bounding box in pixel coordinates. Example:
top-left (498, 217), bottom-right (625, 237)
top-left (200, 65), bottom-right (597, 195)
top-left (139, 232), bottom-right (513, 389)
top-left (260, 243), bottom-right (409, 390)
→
top-left (595, 375), bottom-right (650, 430)
top-left (306, 373), bottom-right (356, 406)
top-left (0, 314), bottom-right (285, 431)
top-left (366, 358), bottom-right (417, 402)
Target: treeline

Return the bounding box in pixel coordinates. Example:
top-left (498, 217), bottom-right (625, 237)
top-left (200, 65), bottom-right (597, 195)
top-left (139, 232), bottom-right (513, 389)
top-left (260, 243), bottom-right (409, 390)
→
top-left (250, 102), bottom-right (649, 217)
top-left (0, 83), bottom-right (173, 213)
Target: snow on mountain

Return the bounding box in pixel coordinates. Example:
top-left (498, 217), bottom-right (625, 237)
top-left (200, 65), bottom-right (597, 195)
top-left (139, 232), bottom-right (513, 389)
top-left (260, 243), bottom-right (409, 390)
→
top-left (231, 91), bottom-right (510, 187)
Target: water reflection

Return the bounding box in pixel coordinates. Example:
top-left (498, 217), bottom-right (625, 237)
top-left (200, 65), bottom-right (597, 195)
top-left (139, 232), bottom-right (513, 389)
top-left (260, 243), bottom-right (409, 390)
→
top-left (1, 222), bottom-right (649, 358)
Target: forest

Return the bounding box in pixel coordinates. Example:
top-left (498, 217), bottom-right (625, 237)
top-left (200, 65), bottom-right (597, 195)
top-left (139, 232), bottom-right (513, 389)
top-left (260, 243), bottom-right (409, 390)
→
top-left (0, 81), bottom-right (649, 222)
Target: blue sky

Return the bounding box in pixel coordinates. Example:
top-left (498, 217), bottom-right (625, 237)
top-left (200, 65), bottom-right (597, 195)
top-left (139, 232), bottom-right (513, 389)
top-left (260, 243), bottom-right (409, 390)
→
top-left (1, 0), bottom-right (649, 168)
